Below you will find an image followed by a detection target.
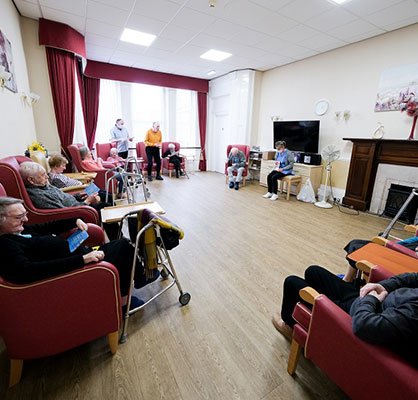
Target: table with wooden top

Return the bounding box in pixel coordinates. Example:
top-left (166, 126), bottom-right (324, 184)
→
top-left (100, 201), bottom-right (165, 224)
top-left (64, 172), bottom-right (97, 184)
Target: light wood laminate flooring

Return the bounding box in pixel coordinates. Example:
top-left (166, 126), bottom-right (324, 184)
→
top-left (1, 172), bottom-right (394, 399)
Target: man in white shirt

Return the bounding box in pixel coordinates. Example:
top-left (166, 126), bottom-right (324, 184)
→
top-left (110, 118), bottom-right (133, 159)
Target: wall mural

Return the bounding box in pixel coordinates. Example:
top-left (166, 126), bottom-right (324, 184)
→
top-left (375, 63), bottom-right (418, 112)
top-left (0, 29), bottom-right (18, 93)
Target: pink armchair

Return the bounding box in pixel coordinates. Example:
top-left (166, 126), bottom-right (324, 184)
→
top-left (224, 144), bottom-right (250, 186)
top-left (95, 142), bottom-right (117, 165)
top-left (287, 264), bottom-right (418, 399)
top-left (161, 142), bottom-right (186, 178)
top-left (372, 225), bottom-right (418, 259)
top-left (0, 157), bottom-right (99, 225)
top-left (67, 144), bottom-right (115, 191)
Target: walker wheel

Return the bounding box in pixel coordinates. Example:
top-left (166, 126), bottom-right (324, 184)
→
top-left (160, 268), bottom-right (169, 279)
top-left (179, 292), bottom-right (191, 306)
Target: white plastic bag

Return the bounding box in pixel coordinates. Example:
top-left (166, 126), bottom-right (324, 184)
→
top-left (297, 178), bottom-right (316, 203)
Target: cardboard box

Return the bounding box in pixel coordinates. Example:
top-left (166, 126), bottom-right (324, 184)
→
top-left (262, 151), bottom-right (276, 160)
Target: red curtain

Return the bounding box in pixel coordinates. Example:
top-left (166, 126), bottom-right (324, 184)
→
top-left (76, 64), bottom-right (100, 149)
top-left (46, 47), bottom-right (76, 154)
top-left (197, 92), bottom-right (207, 171)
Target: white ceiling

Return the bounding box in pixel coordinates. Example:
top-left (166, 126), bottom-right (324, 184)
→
top-left (13, 0), bottom-right (418, 79)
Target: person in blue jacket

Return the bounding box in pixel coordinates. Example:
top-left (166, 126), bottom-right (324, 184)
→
top-left (263, 141), bottom-right (294, 201)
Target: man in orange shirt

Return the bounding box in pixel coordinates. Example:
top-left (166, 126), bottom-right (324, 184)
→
top-left (144, 121), bottom-right (163, 181)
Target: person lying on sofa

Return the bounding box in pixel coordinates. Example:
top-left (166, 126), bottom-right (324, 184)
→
top-left (19, 161), bottom-right (118, 240)
top-left (273, 265), bottom-right (418, 367)
top-left (0, 197), bottom-right (159, 310)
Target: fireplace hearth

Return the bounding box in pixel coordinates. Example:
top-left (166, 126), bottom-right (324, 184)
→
top-left (383, 184), bottom-right (418, 223)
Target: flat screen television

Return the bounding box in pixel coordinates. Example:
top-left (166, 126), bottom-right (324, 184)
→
top-left (273, 120), bottom-right (319, 153)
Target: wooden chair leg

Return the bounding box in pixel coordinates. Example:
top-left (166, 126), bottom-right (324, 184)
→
top-left (169, 169), bottom-right (172, 178)
top-left (287, 339), bottom-right (302, 375)
top-left (286, 182), bottom-right (291, 200)
top-left (9, 359), bottom-right (23, 387)
top-left (108, 331), bottom-right (119, 354)
top-left (242, 177), bottom-right (246, 187)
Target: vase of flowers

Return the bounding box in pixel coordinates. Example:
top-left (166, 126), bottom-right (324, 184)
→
top-left (26, 141), bottom-right (48, 157)
top-left (399, 93), bottom-right (418, 140)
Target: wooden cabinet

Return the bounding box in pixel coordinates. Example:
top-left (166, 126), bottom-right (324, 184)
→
top-left (260, 161), bottom-right (323, 195)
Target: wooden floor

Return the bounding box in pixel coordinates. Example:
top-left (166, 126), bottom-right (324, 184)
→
top-left (0, 172), bottom-right (392, 399)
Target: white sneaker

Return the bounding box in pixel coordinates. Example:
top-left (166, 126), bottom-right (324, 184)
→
top-left (270, 194), bottom-right (279, 201)
top-left (263, 192), bottom-right (272, 198)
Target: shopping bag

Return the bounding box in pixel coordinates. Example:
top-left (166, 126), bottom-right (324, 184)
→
top-left (297, 178), bottom-right (316, 203)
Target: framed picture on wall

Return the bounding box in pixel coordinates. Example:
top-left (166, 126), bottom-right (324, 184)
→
top-left (0, 29), bottom-right (18, 93)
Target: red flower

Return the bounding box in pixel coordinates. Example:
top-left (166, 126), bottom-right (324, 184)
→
top-left (399, 93), bottom-right (418, 117)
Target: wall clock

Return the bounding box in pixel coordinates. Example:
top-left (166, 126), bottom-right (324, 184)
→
top-left (315, 99), bottom-right (329, 116)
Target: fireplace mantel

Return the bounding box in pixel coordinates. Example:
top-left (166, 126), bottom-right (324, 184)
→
top-left (342, 138), bottom-right (418, 211)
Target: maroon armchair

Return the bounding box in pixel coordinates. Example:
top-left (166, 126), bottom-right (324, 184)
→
top-left (161, 142), bottom-right (186, 178)
top-left (0, 244), bottom-right (122, 387)
top-left (287, 264), bottom-right (418, 399)
top-left (372, 225), bottom-right (418, 259)
top-left (224, 144), bottom-right (250, 186)
top-left (0, 157), bottom-right (99, 225)
top-left (95, 142), bottom-right (117, 163)
top-left (67, 144), bottom-right (115, 191)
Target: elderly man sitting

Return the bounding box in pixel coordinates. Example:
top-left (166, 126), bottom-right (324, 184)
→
top-left (19, 161), bottom-right (118, 239)
top-left (226, 147), bottom-right (246, 190)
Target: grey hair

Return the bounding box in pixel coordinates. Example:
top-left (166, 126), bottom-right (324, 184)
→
top-left (0, 197), bottom-right (24, 220)
top-left (168, 143), bottom-right (175, 149)
top-left (19, 162), bottom-right (45, 183)
top-left (79, 146), bottom-right (89, 160)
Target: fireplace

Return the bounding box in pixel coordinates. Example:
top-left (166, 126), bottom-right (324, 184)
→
top-left (383, 184), bottom-right (418, 223)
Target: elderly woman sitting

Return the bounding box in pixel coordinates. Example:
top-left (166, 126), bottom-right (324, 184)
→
top-left (162, 143), bottom-right (184, 178)
top-left (48, 153), bottom-right (83, 189)
top-left (79, 146), bottom-right (124, 198)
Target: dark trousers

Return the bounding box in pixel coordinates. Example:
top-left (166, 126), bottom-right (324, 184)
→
top-left (145, 146), bottom-right (161, 176)
top-left (267, 170), bottom-right (286, 194)
top-left (118, 151), bottom-right (128, 159)
top-left (100, 238), bottom-right (142, 297)
top-left (169, 155), bottom-right (183, 177)
top-left (281, 265), bottom-right (360, 327)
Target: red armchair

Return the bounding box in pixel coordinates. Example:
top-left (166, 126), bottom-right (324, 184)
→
top-left (136, 141), bottom-right (157, 177)
top-left (0, 157), bottom-right (99, 225)
top-left (287, 263), bottom-right (418, 399)
top-left (67, 144), bottom-right (115, 191)
top-left (95, 142), bottom-right (117, 164)
top-left (224, 144), bottom-right (250, 186)
top-left (161, 142), bottom-right (186, 178)
top-left (372, 225), bottom-right (418, 259)
top-left (0, 260), bottom-right (121, 387)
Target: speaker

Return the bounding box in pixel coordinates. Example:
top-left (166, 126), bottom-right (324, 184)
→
top-left (300, 153), bottom-right (322, 165)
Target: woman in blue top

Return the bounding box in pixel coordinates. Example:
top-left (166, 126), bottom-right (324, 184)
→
top-left (263, 141), bottom-right (295, 201)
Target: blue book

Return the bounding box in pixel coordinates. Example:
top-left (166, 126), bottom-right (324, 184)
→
top-left (84, 182), bottom-right (100, 196)
top-left (67, 229), bottom-right (89, 253)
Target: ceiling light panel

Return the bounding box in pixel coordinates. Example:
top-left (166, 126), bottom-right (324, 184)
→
top-left (120, 28), bottom-right (156, 46)
top-left (200, 49), bottom-right (232, 62)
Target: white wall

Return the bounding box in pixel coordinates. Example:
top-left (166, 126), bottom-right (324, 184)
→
top-left (20, 17), bottom-right (60, 154)
top-left (0, 0), bottom-right (37, 158)
top-left (256, 23), bottom-right (418, 191)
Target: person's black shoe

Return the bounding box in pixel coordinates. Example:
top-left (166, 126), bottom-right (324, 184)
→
top-left (147, 176), bottom-right (153, 181)
top-left (229, 181), bottom-right (234, 189)
top-left (134, 269), bottom-right (161, 289)
top-left (235, 182), bottom-right (239, 190)
top-left (122, 296), bottom-right (145, 314)
top-left (156, 175), bottom-right (164, 181)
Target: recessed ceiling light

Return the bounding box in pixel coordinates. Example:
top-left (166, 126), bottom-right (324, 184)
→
top-left (329, 0), bottom-right (351, 4)
top-left (207, 70), bottom-right (216, 76)
top-left (200, 49), bottom-right (232, 62)
top-left (120, 28), bottom-right (156, 47)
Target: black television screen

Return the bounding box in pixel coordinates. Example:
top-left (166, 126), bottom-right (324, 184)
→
top-left (273, 120), bottom-right (319, 153)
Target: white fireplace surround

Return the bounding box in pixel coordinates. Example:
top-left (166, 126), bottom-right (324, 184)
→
top-left (370, 164), bottom-right (418, 217)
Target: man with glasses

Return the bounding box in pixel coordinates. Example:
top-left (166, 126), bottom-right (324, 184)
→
top-left (0, 197), bottom-right (159, 310)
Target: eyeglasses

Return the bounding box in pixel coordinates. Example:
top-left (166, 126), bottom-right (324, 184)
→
top-left (4, 212), bottom-right (28, 221)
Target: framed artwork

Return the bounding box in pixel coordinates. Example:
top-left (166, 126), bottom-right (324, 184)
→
top-left (0, 29), bottom-right (18, 93)
top-left (375, 63), bottom-right (418, 112)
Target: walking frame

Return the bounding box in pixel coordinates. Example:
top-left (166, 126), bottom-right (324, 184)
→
top-left (104, 157), bottom-right (150, 204)
top-left (119, 210), bottom-right (191, 343)
top-left (380, 188), bottom-right (418, 240)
